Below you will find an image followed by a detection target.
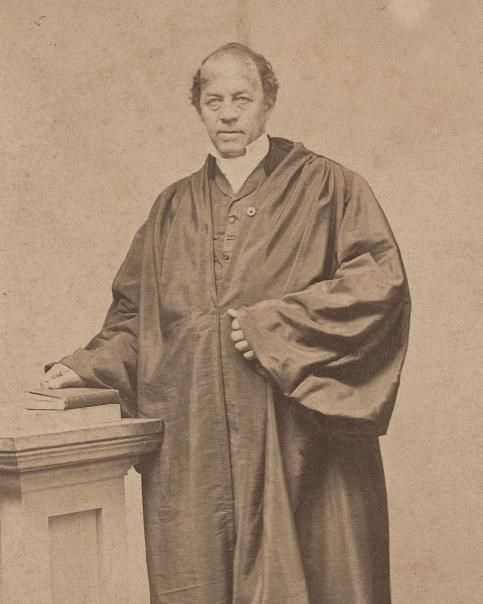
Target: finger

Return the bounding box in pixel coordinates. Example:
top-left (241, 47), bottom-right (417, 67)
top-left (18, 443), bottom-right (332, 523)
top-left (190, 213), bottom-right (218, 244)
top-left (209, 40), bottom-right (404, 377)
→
top-left (231, 318), bottom-right (241, 331)
top-left (44, 364), bottom-right (64, 379)
top-left (227, 308), bottom-right (238, 318)
top-left (230, 330), bottom-right (245, 342)
top-left (235, 340), bottom-right (250, 352)
top-left (243, 350), bottom-right (256, 360)
top-left (47, 371), bottom-right (82, 389)
top-left (41, 364), bottom-right (70, 388)
top-left (46, 376), bottom-right (71, 389)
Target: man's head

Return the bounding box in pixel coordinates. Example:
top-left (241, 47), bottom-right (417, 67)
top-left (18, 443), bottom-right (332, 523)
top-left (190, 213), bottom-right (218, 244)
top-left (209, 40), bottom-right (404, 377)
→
top-left (191, 43), bottom-right (279, 158)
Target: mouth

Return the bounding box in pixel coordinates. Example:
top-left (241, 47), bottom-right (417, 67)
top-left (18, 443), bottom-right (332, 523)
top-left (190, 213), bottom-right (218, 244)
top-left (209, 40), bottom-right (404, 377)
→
top-left (218, 131), bottom-right (243, 136)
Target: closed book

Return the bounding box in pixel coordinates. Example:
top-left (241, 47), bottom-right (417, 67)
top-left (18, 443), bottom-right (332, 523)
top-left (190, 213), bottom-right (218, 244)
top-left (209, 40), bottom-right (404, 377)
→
top-left (25, 387), bottom-right (120, 410)
top-left (23, 404), bottom-right (121, 424)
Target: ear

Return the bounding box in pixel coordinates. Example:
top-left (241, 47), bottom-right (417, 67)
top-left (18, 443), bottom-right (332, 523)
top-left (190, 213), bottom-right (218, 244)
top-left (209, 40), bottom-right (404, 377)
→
top-left (264, 102), bottom-right (274, 119)
top-left (196, 103), bottom-right (205, 122)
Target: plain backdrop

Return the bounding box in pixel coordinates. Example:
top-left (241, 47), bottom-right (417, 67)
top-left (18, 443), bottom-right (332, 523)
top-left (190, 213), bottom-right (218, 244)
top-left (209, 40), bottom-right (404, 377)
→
top-left (1, 1), bottom-right (482, 602)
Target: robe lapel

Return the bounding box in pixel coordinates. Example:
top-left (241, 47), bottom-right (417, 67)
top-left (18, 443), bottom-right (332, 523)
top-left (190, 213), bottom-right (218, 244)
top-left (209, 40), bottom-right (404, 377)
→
top-left (212, 143), bottom-right (327, 308)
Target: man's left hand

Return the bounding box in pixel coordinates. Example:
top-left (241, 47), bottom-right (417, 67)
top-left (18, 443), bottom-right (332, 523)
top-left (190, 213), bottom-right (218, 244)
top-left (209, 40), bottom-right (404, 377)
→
top-left (227, 309), bottom-right (256, 361)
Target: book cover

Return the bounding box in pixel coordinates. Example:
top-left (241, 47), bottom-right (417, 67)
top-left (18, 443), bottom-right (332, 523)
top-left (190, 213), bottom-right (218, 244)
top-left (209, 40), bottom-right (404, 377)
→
top-left (25, 387), bottom-right (120, 410)
top-left (23, 403), bottom-right (121, 424)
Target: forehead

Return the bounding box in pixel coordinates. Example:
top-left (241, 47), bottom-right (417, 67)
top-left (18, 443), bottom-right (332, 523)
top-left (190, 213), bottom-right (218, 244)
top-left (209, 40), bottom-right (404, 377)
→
top-left (200, 53), bottom-right (262, 93)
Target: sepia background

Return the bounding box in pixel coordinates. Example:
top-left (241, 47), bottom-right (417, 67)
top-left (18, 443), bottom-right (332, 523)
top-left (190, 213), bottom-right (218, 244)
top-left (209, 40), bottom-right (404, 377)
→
top-left (1, 1), bottom-right (482, 602)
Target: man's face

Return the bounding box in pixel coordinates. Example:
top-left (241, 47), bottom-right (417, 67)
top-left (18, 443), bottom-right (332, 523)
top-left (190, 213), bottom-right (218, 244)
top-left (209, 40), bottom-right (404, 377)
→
top-left (199, 53), bottom-right (272, 158)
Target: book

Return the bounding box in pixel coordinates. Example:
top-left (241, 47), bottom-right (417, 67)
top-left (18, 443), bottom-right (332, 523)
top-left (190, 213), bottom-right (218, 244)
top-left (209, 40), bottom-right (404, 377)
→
top-left (25, 387), bottom-right (120, 410)
top-left (23, 404), bottom-right (121, 424)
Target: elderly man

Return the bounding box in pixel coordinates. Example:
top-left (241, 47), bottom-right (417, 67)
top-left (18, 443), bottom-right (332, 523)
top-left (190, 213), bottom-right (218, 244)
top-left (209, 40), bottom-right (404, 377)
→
top-left (43, 43), bottom-right (410, 604)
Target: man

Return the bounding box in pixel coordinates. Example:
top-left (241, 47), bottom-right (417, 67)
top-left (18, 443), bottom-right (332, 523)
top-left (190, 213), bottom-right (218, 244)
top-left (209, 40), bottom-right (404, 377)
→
top-left (43, 43), bottom-right (410, 604)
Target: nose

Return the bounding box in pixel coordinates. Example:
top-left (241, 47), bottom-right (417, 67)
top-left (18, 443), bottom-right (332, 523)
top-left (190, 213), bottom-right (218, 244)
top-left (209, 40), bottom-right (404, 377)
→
top-left (219, 101), bottom-right (239, 124)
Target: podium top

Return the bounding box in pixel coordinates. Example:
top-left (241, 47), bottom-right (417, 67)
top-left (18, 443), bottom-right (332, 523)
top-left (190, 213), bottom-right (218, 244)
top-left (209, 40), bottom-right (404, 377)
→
top-left (0, 413), bottom-right (162, 447)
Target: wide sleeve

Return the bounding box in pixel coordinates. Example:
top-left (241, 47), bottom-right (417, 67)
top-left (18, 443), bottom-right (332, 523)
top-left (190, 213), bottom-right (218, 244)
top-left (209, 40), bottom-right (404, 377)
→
top-left (236, 172), bottom-right (411, 435)
top-left (57, 223), bottom-right (146, 414)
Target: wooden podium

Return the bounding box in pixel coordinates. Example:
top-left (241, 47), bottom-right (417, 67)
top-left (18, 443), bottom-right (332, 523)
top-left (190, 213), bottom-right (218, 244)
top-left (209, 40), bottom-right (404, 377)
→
top-left (0, 412), bottom-right (163, 604)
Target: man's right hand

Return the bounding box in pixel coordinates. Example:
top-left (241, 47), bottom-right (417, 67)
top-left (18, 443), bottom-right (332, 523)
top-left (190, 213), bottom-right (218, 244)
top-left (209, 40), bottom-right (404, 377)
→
top-left (41, 364), bottom-right (85, 389)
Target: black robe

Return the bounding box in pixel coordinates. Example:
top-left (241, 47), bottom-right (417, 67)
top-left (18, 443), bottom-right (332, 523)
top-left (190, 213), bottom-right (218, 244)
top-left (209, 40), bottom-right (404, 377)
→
top-left (61, 139), bottom-right (411, 603)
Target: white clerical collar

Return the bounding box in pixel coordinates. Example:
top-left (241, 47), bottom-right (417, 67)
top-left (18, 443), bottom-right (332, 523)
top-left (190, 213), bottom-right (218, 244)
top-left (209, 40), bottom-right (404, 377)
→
top-left (208, 133), bottom-right (270, 193)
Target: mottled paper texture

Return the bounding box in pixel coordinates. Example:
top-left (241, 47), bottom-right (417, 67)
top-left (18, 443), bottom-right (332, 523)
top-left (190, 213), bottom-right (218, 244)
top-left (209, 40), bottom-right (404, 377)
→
top-left (1, 1), bottom-right (481, 602)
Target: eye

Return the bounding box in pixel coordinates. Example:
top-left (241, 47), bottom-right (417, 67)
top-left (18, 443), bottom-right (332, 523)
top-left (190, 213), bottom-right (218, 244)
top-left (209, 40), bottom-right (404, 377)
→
top-left (205, 98), bottom-right (222, 110)
top-left (235, 96), bottom-right (251, 105)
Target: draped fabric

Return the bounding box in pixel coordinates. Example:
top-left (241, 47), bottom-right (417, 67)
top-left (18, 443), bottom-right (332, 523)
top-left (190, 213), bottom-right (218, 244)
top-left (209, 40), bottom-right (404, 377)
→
top-left (60, 139), bottom-right (410, 603)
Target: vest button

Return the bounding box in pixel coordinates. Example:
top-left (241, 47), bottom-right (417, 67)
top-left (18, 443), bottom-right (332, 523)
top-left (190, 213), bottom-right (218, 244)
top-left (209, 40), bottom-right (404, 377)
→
top-left (246, 207), bottom-right (257, 217)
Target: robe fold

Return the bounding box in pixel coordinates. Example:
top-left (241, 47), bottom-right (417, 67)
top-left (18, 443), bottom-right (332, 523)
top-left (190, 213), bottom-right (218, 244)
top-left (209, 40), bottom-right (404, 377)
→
top-left (60, 139), bottom-right (410, 604)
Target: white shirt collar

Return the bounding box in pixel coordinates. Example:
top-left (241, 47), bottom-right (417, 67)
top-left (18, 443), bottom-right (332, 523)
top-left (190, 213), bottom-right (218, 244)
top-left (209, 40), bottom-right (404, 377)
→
top-left (208, 133), bottom-right (270, 193)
